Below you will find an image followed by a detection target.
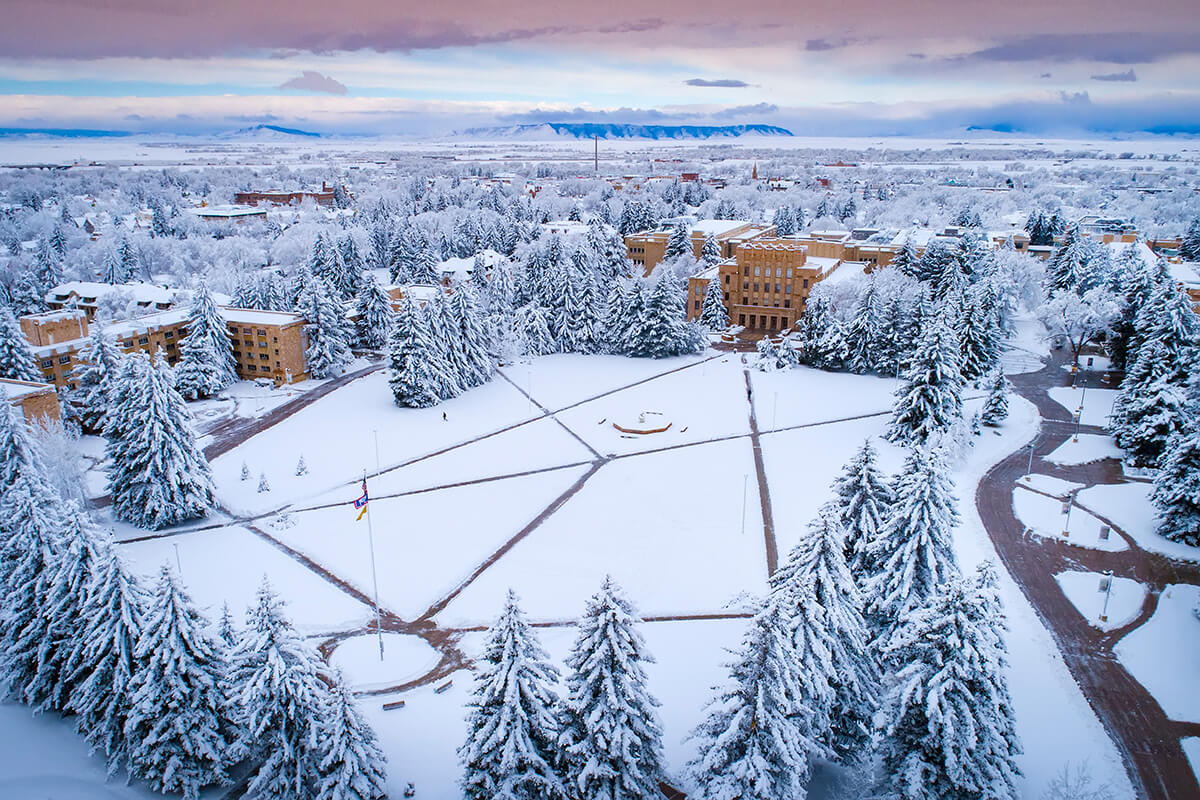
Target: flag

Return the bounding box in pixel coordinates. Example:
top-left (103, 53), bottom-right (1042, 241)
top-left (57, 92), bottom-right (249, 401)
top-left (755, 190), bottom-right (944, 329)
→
top-left (354, 480), bottom-right (369, 521)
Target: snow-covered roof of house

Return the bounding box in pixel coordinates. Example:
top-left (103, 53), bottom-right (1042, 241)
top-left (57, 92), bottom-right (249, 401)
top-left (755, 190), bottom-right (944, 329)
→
top-left (186, 205), bottom-right (267, 218)
top-left (888, 228), bottom-right (937, 248)
top-left (223, 308), bottom-right (305, 327)
top-left (692, 219), bottom-right (753, 237)
top-left (1107, 240), bottom-right (1157, 270)
top-left (0, 378), bottom-right (56, 401)
top-left (438, 249), bottom-right (505, 281)
top-left (805, 255), bottom-right (842, 276)
top-left (21, 308), bottom-right (87, 324)
top-left (1168, 261), bottom-right (1200, 290)
top-left (691, 264), bottom-right (721, 281)
top-left (822, 260), bottom-right (870, 285)
top-left (47, 281), bottom-right (178, 307)
top-left (540, 221), bottom-right (590, 237)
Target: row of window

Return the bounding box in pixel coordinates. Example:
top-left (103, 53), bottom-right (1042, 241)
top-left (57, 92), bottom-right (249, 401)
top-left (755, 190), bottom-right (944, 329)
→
top-left (723, 274), bottom-right (810, 290)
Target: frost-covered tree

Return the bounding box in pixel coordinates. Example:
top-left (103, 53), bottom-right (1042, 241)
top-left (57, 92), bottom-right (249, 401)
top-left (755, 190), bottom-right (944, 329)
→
top-left (316, 670), bottom-right (388, 800)
top-left (864, 446), bottom-right (961, 642)
top-left (626, 271), bottom-right (704, 359)
top-left (664, 224), bottom-right (692, 260)
top-left (832, 438), bottom-right (895, 583)
top-left (980, 368), bottom-right (1010, 427)
top-left (0, 385), bottom-right (42, 492)
top-left (892, 237), bottom-right (920, 280)
top-left (887, 315), bottom-right (963, 447)
top-left (516, 303), bottom-right (556, 357)
top-left (175, 282), bottom-right (237, 401)
top-left (69, 327), bottom-right (122, 431)
top-left (874, 577), bottom-right (1021, 800)
top-left (1180, 218), bottom-right (1200, 261)
top-left (231, 579), bottom-right (330, 800)
top-left (699, 275), bottom-right (729, 331)
top-left (389, 296), bottom-right (453, 407)
top-left (105, 351), bottom-right (215, 529)
top-left (450, 285), bottom-right (497, 386)
top-left (771, 504), bottom-right (878, 763)
top-left (1112, 341), bottom-right (1191, 468)
top-left (354, 273), bottom-right (395, 350)
top-left (558, 577), bottom-right (665, 800)
top-left (0, 303), bottom-right (42, 382)
top-left (460, 590), bottom-right (563, 800)
top-left (67, 544), bottom-right (149, 776)
top-left (1036, 288), bottom-right (1120, 368)
top-left (954, 288), bottom-right (1002, 384)
top-left (686, 593), bottom-right (823, 800)
top-left (700, 234), bottom-right (721, 266)
top-left (296, 273), bottom-right (354, 379)
top-left (1152, 422), bottom-right (1200, 546)
top-left (125, 565), bottom-right (234, 799)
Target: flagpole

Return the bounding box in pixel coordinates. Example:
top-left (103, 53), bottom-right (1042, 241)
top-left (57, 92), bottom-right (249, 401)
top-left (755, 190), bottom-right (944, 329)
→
top-left (362, 468), bottom-right (385, 662)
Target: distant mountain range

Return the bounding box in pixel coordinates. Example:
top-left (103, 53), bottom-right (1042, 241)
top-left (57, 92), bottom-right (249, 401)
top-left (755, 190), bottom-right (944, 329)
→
top-left (224, 124), bottom-right (321, 139)
top-left (454, 123), bottom-right (794, 140)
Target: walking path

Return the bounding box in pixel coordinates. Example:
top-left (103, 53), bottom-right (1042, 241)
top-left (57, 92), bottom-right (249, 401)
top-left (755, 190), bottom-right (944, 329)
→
top-left (977, 351), bottom-right (1200, 800)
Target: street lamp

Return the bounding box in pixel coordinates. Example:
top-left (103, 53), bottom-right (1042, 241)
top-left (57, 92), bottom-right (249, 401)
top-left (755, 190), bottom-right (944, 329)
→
top-left (1099, 570), bottom-right (1114, 623)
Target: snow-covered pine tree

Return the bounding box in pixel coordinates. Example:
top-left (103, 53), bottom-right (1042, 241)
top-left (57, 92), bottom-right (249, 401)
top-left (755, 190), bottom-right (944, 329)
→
top-left (10, 269), bottom-right (48, 317)
top-left (34, 237), bottom-right (64, 289)
top-left (67, 544), bottom-right (149, 776)
top-left (388, 296), bottom-right (452, 408)
top-left (699, 275), bottom-right (729, 331)
top-left (559, 577), bottom-right (665, 800)
top-left (125, 564), bottom-right (233, 799)
top-left (295, 454), bottom-right (308, 476)
top-left (886, 314), bottom-right (964, 447)
top-left (99, 248), bottom-right (123, 285)
top-left (955, 287), bottom-right (1001, 385)
top-left (845, 277), bottom-right (883, 374)
top-left (863, 445), bottom-right (962, 644)
top-left (980, 368), bottom-right (1010, 427)
top-left (0, 302), bottom-right (42, 382)
top-left (19, 502), bottom-right (106, 713)
top-left (316, 669), bottom-right (388, 800)
top-left (117, 236), bottom-right (139, 282)
top-left (69, 327), bottom-right (122, 432)
top-left (832, 438), bottom-right (896, 584)
top-left (337, 235), bottom-right (366, 297)
top-left (604, 279), bottom-right (642, 356)
top-left (257, 472), bottom-right (270, 493)
top-left (1111, 341), bottom-right (1191, 468)
top-left (664, 224), bottom-right (692, 260)
top-left (428, 287), bottom-right (471, 394)
top-left (449, 285), bottom-right (496, 386)
top-left (874, 577), bottom-right (1021, 800)
top-left (686, 593), bottom-right (823, 800)
top-left (1180, 218), bottom-right (1200, 261)
top-left (296, 273), bottom-right (354, 379)
top-left (516, 303), bottom-right (557, 357)
top-left (175, 282), bottom-right (237, 401)
top-left (1152, 422), bottom-right (1200, 545)
top-left (104, 351), bottom-right (215, 529)
top-left (700, 234), bottom-right (721, 266)
top-left (459, 590), bottom-right (563, 800)
top-left (892, 237), bottom-right (920, 280)
top-left (353, 273), bottom-right (395, 350)
top-left (0, 384), bottom-right (43, 491)
top-left (231, 579), bottom-right (331, 800)
top-left (627, 270), bottom-right (703, 358)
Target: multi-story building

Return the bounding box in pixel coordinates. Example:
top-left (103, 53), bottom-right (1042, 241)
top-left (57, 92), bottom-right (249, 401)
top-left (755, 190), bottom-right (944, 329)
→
top-left (45, 282), bottom-right (179, 320)
top-left (625, 220), bottom-right (776, 274)
top-left (686, 238), bottom-right (869, 333)
top-left (234, 182), bottom-right (343, 207)
top-left (21, 306), bottom-right (309, 390)
top-left (1, 378), bottom-right (61, 424)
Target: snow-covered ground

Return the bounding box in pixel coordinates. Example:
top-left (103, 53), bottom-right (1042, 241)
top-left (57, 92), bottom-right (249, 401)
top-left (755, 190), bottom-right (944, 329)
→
top-left (1048, 386), bottom-right (1120, 428)
top-left (331, 634), bottom-right (442, 693)
top-left (1018, 472), bottom-right (1084, 497)
top-left (1055, 570), bottom-right (1147, 631)
top-left (1076, 482), bottom-right (1200, 563)
top-left (1045, 433), bottom-right (1124, 466)
top-left (1013, 485), bottom-right (1128, 552)
top-left (1114, 584), bottom-right (1200, 724)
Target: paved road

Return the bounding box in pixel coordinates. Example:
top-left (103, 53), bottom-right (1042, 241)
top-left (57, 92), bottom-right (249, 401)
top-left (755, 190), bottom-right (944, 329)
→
top-left (976, 351), bottom-right (1200, 800)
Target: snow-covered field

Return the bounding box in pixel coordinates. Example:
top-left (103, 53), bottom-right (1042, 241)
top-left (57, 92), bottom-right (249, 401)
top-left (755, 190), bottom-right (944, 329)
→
top-left (1045, 433), bottom-right (1124, 466)
top-left (1114, 584), bottom-right (1200, 724)
top-left (1048, 386), bottom-right (1120, 428)
top-left (1055, 571), bottom-right (1147, 631)
top-left (1076, 482), bottom-right (1200, 563)
top-left (1013, 485), bottom-right (1128, 552)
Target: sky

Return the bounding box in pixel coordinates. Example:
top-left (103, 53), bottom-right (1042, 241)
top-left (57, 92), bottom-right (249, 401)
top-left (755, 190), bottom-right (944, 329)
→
top-left (1, 0), bottom-right (1198, 138)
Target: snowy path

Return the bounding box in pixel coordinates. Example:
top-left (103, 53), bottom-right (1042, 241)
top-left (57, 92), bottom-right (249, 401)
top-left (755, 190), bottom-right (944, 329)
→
top-left (976, 349), bottom-right (1200, 800)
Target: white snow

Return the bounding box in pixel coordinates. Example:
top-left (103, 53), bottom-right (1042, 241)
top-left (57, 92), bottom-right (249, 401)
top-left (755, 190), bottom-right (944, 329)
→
top-left (1017, 473), bottom-right (1084, 497)
top-left (1048, 386), bottom-right (1120, 427)
top-left (330, 633), bottom-right (442, 692)
top-left (497, 353), bottom-right (709, 412)
top-left (1076, 482), bottom-right (1200, 563)
top-left (1045, 433), bottom-right (1124, 466)
top-left (1114, 584), bottom-right (1200, 724)
top-left (1054, 571), bottom-right (1147, 631)
top-left (1012, 486), bottom-right (1128, 552)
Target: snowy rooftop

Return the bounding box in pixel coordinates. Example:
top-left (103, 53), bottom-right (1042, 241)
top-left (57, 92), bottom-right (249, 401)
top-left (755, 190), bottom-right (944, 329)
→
top-left (0, 378), bottom-right (56, 401)
top-left (20, 308), bottom-right (87, 324)
top-left (438, 249), bottom-right (505, 280)
top-left (1168, 261), bottom-right (1200, 289)
top-left (888, 228), bottom-right (937, 248)
top-left (691, 264), bottom-right (721, 280)
top-left (822, 260), bottom-right (870, 285)
top-left (691, 219), bottom-right (752, 237)
top-left (1107, 240), bottom-right (1157, 271)
top-left (805, 255), bottom-right (842, 276)
top-left (186, 205), bottom-right (267, 218)
top-left (223, 308), bottom-right (305, 327)
top-left (47, 281), bottom-right (178, 306)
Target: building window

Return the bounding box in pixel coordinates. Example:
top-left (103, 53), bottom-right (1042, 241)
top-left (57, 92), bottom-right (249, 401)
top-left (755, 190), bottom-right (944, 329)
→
top-left (803, 279), bottom-right (809, 288)
top-left (242, 328), bottom-right (251, 334)
top-left (742, 266), bottom-right (749, 276)
top-left (775, 283), bottom-right (781, 293)
top-left (273, 337), bottom-right (278, 342)
top-left (785, 284), bottom-right (792, 294)
top-left (233, 350), bottom-right (241, 358)
top-left (787, 270), bottom-right (793, 278)
top-left (259, 341), bottom-right (267, 348)
top-left (164, 331), bottom-right (173, 339)
top-left (259, 354), bottom-right (269, 361)
top-left (40, 359), bottom-right (53, 368)
top-left (784, 299), bottom-right (791, 308)
top-left (754, 267), bottom-right (760, 276)
top-left (723, 274), bottom-right (730, 285)
top-left (244, 339), bottom-right (253, 346)
top-left (770, 316), bottom-right (778, 329)
top-left (775, 268), bottom-right (782, 277)
top-left (723, 292), bottom-right (730, 301)
top-left (257, 329), bottom-right (266, 336)
top-left (138, 337), bottom-right (148, 345)
top-left (693, 300), bottom-right (701, 310)
top-left (739, 314), bottom-right (746, 326)
top-left (743, 281), bottom-right (749, 290)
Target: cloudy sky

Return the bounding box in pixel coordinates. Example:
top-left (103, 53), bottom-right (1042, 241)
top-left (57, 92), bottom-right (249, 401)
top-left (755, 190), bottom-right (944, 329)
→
top-left (2, 0), bottom-right (1198, 137)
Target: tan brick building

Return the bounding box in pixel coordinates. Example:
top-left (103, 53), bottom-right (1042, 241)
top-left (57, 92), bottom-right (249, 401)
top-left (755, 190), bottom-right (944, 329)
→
top-left (1, 378), bottom-right (61, 424)
top-left (625, 220), bottom-right (775, 274)
top-left (22, 307), bottom-right (310, 390)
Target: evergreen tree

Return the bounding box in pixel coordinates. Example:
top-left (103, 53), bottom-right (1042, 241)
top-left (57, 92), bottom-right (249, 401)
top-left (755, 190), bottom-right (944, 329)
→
top-left (980, 368), bottom-right (1010, 427)
top-left (955, 288), bottom-right (1001, 384)
top-left (558, 577), bottom-right (665, 800)
top-left (317, 670), bottom-right (388, 800)
top-left (10, 269), bottom-right (47, 317)
top-left (1152, 422), bottom-right (1200, 546)
top-left (1180, 218), bottom-right (1200, 261)
top-left (354, 273), bottom-right (395, 350)
top-left (887, 315), bottom-right (964, 447)
top-left (0, 303), bottom-right (42, 382)
top-left (771, 206), bottom-right (796, 236)
top-left (832, 439), bottom-right (896, 586)
top-left (34, 238), bottom-right (63, 289)
top-left (67, 545), bottom-right (149, 776)
top-left (845, 278), bottom-right (884, 374)
top-left (874, 578), bottom-right (1021, 800)
top-left (388, 296), bottom-right (452, 408)
top-left (627, 271), bottom-right (704, 359)
top-left (105, 351), bottom-right (215, 529)
top-left (699, 275), bottom-right (729, 331)
top-left (450, 285), bottom-right (497, 386)
top-left (664, 224), bottom-right (692, 260)
top-left (460, 590), bottom-right (563, 800)
top-left (892, 237), bottom-right (920, 280)
top-left (864, 446), bottom-right (962, 642)
top-left (700, 234), bottom-right (721, 266)
top-left (125, 565), bottom-right (233, 799)
top-left (175, 282), bottom-right (237, 401)
top-left (296, 273), bottom-right (354, 379)
top-left (232, 579), bottom-right (331, 800)
top-left (686, 594), bottom-right (822, 800)
top-left (771, 504), bottom-right (878, 763)
top-left (1112, 340), bottom-right (1192, 468)
top-left (516, 303), bottom-right (557, 357)
top-left (69, 327), bottom-right (122, 431)
top-left (99, 248), bottom-right (123, 285)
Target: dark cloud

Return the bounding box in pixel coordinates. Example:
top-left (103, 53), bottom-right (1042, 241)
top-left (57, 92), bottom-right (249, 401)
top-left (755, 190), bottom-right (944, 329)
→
top-left (1092, 68), bottom-right (1137, 82)
top-left (1039, 72), bottom-right (1052, 78)
top-left (278, 71), bottom-right (348, 95)
top-left (712, 102), bottom-right (779, 118)
top-left (685, 78), bottom-right (751, 88)
top-left (596, 18), bottom-right (665, 34)
top-left (961, 33), bottom-right (1200, 65)
top-left (1059, 90), bottom-right (1091, 106)
top-left (497, 106), bottom-right (692, 124)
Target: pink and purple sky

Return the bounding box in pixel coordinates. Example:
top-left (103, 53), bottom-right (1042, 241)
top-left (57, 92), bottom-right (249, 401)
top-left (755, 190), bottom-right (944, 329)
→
top-left (1, 0), bottom-right (1198, 137)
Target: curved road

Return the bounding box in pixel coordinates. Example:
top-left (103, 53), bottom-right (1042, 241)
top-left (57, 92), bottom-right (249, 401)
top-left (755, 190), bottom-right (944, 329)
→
top-left (978, 351), bottom-right (1200, 800)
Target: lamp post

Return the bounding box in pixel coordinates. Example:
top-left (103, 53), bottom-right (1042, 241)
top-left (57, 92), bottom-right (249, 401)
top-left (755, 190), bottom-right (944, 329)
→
top-left (1025, 439), bottom-right (1036, 481)
top-left (1099, 569), bottom-right (1114, 623)
top-left (1062, 491), bottom-right (1075, 539)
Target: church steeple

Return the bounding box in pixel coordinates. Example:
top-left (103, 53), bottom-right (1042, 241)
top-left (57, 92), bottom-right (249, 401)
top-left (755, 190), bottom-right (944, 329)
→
top-left (752, 161), bottom-right (758, 180)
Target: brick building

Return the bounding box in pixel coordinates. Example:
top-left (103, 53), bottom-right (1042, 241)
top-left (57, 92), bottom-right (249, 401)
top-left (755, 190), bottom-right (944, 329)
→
top-left (21, 307), bottom-right (310, 390)
top-left (1, 378), bottom-right (61, 424)
top-left (234, 182), bottom-right (343, 207)
top-left (625, 220), bottom-right (775, 274)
